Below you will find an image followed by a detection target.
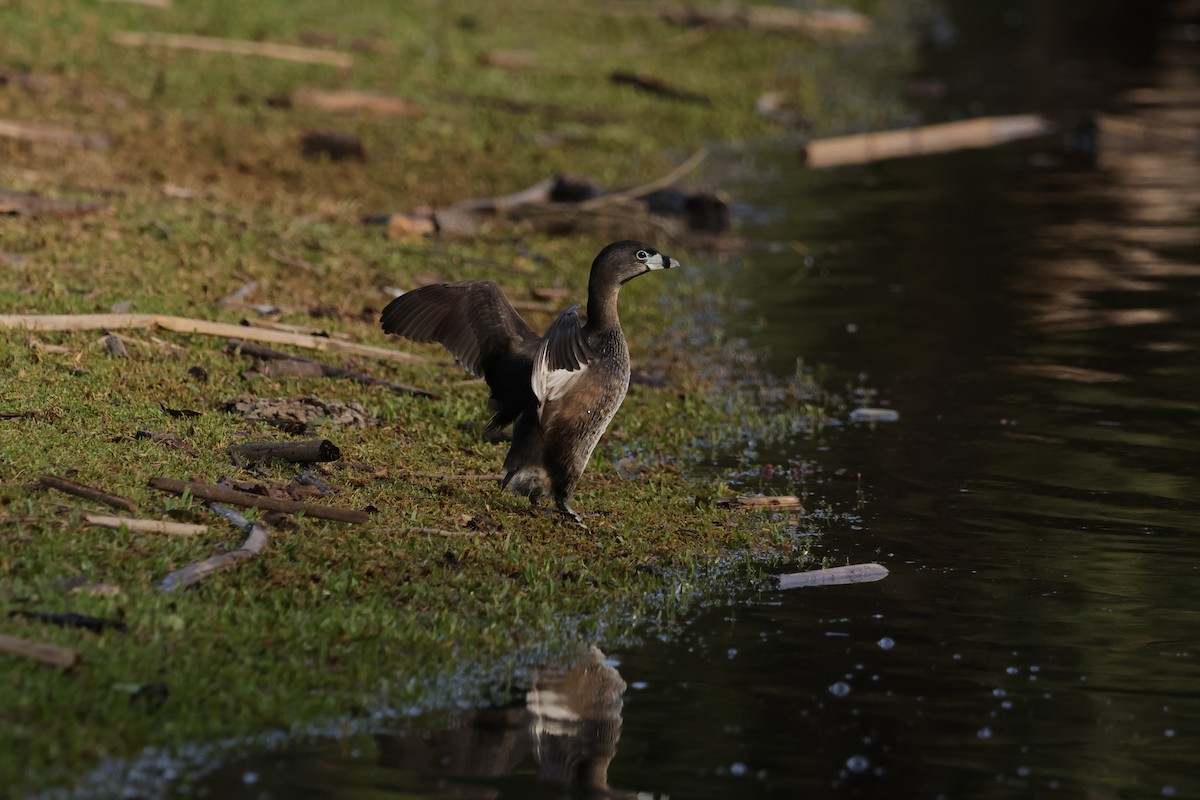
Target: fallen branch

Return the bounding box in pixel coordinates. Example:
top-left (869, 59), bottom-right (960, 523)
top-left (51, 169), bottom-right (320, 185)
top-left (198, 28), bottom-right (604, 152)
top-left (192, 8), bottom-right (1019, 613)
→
top-left (609, 71), bottom-right (711, 106)
top-left (228, 339), bottom-right (436, 397)
top-left (0, 119), bottom-right (108, 150)
top-left (0, 190), bottom-right (110, 217)
top-left (579, 148), bottom-right (708, 210)
top-left (158, 504), bottom-right (269, 592)
top-left (285, 87), bottom-right (422, 116)
top-left (0, 313), bottom-right (427, 365)
top-left (84, 514), bottom-right (207, 535)
top-left (8, 610), bottom-right (127, 633)
top-left (660, 4), bottom-right (871, 37)
top-left (803, 115), bottom-right (1052, 168)
top-left (776, 563), bottom-right (889, 589)
top-left (111, 30), bottom-right (353, 68)
top-left (228, 439), bottom-right (342, 464)
top-left (0, 633), bottom-right (77, 669)
top-left (36, 474), bottom-right (136, 513)
top-left (148, 476), bottom-right (370, 523)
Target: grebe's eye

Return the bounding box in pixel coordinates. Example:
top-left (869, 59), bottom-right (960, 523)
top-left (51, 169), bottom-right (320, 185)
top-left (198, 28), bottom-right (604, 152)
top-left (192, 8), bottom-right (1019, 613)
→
top-left (636, 249), bottom-right (650, 261)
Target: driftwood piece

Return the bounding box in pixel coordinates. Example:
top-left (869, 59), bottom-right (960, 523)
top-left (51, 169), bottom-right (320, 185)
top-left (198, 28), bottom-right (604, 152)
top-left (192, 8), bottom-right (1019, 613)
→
top-left (0, 313), bottom-right (426, 364)
top-left (718, 494), bottom-right (804, 511)
top-left (158, 504), bottom-right (269, 592)
top-left (286, 87), bottom-right (421, 116)
top-left (84, 514), bottom-right (207, 535)
top-left (0, 633), bottom-right (77, 669)
top-left (803, 115), bottom-right (1053, 168)
top-left (0, 190), bottom-right (110, 218)
top-left (0, 119), bottom-right (109, 150)
top-left (148, 476), bottom-right (370, 523)
top-left (228, 439), bottom-right (341, 464)
top-left (36, 474), bottom-right (136, 513)
top-left (660, 4), bottom-right (871, 37)
top-left (229, 339), bottom-right (435, 397)
top-left (111, 30), bottom-right (353, 68)
top-left (776, 563), bottom-right (890, 589)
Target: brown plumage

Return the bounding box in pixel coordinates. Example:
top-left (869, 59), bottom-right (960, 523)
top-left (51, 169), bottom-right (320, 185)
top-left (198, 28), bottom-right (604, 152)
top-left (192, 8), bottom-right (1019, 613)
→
top-left (380, 240), bottom-right (678, 522)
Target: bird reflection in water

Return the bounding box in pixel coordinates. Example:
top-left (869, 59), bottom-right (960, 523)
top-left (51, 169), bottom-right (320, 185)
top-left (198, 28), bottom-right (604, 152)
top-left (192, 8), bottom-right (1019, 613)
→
top-left (376, 646), bottom-right (655, 798)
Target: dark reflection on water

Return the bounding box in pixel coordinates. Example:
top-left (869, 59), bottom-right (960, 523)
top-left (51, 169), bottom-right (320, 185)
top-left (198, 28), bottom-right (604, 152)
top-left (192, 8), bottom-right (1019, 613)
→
top-left (176, 2), bottom-right (1200, 798)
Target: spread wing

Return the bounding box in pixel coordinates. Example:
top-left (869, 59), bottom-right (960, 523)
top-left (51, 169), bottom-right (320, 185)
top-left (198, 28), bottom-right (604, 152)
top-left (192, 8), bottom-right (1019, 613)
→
top-left (532, 305), bottom-right (592, 414)
top-left (381, 280), bottom-right (540, 427)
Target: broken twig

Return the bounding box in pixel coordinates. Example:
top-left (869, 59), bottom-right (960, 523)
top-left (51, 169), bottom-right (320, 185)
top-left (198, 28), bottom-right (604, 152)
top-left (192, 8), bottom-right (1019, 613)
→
top-left (148, 476), bottom-right (370, 523)
top-left (228, 339), bottom-right (436, 397)
top-left (36, 474), bottom-right (136, 513)
top-left (84, 514), bottom-right (207, 536)
top-left (228, 439), bottom-right (341, 464)
top-left (0, 633), bottom-right (77, 669)
top-left (158, 504), bottom-right (269, 592)
top-left (111, 30), bottom-right (352, 68)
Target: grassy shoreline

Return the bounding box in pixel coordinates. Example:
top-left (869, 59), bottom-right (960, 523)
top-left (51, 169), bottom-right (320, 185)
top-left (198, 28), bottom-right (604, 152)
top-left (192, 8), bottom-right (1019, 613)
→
top-left (1, 0), bottom-right (908, 791)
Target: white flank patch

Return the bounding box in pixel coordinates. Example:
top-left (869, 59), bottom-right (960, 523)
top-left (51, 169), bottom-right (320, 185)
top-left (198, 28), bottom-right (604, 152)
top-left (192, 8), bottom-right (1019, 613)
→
top-left (532, 339), bottom-right (587, 407)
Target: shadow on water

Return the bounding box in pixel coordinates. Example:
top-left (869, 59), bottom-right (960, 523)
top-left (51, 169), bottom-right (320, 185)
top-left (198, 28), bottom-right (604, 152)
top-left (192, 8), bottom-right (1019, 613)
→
top-left (149, 1), bottom-right (1200, 797)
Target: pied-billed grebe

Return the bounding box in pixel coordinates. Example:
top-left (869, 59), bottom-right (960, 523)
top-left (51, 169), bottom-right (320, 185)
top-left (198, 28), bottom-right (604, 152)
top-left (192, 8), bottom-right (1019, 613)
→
top-left (380, 240), bottom-right (678, 522)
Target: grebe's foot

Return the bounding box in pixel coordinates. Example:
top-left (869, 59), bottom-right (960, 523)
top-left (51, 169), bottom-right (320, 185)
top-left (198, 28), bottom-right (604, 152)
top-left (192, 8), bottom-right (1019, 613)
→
top-left (555, 500), bottom-right (586, 526)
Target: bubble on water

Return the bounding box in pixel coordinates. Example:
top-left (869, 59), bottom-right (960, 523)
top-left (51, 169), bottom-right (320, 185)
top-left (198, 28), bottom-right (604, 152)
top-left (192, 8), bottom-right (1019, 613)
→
top-left (1163, 786), bottom-right (1176, 797)
top-left (1029, 665), bottom-right (1040, 674)
top-left (730, 762), bottom-right (748, 777)
top-left (993, 688), bottom-right (1006, 698)
top-left (829, 681), bottom-right (852, 698)
top-left (977, 727), bottom-right (993, 740)
top-left (878, 637), bottom-right (895, 650)
top-left (1165, 729), bottom-right (1175, 738)
top-left (1006, 666), bottom-right (1020, 675)
top-left (630, 681), bottom-right (649, 690)
top-left (727, 648), bottom-right (738, 659)
top-left (243, 772), bottom-right (259, 785)
top-left (846, 755), bottom-right (870, 773)
top-left (1017, 766), bottom-right (1031, 778)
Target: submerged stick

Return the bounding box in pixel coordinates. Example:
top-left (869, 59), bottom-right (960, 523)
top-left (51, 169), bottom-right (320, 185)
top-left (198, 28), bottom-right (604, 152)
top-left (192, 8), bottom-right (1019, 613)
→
top-left (718, 494), bottom-right (804, 511)
top-left (36, 474), bottom-right (136, 513)
top-left (84, 514), bottom-right (207, 536)
top-left (228, 439), bottom-right (341, 464)
top-left (147, 476), bottom-right (369, 523)
top-left (776, 563), bottom-right (889, 589)
top-left (0, 313), bottom-right (427, 364)
top-left (158, 504), bottom-right (270, 592)
top-left (0, 633), bottom-right (77, 669)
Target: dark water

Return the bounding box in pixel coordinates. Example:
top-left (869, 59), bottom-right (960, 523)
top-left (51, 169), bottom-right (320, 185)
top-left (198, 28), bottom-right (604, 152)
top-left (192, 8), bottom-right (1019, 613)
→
top-left (139, 2), bottom-right (1200, 798)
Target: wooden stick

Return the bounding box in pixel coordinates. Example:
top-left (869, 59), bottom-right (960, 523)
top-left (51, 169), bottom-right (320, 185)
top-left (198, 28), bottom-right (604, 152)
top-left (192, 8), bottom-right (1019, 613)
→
top-left (0, 313), bottom-right (428, 364)
top-left (111, 30), bottom-right (352, 68)
top-left (718, 494), bottom-right (804, 511)
top-left (148, 476), bottom-right (370, 523)
top-left (84, 514), bottom-right (207, 535)
top-left (0, 119), bottom-right (108, 150)
top-left (803, 115), bottom-right (1052, 168)
top-left (289, 88), bottom-right (421, 116)
top-left (776, 563), bottom-right (889, 589)
top-left (158, 504), bottom-right (269, 592)
top-left (0, 633), bottom-right (77, 669)
top-left (229, 339), bottom-right (436, 397)
top-left (37, 474), bottom-right (137, 513)
top-left (228, 439), bottom-right (341, 464)
top-left (578, 149), bottom-right (708, 210)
